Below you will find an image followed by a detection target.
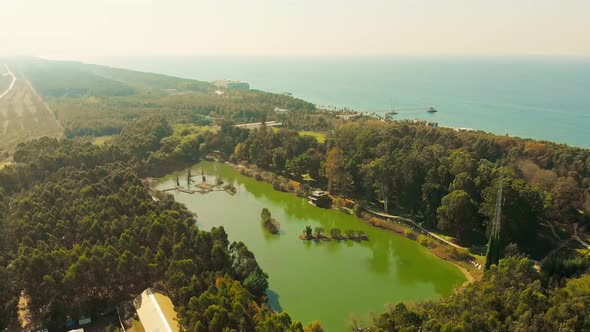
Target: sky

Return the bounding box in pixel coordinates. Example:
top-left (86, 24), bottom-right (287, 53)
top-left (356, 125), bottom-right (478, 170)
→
top-left (1, 0), bottom-right (589, 58)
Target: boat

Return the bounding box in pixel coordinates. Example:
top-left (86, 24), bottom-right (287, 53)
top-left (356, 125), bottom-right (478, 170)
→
top-left (386, 110), bottom-right (398, 116)
top-left (427, 106), bottom-right (438, 113)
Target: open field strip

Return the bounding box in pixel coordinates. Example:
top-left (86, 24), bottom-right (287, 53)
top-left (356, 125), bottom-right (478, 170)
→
top-left (0, 65), bottom-right (16, 100)
top-left (0, 73), bottom-right (63, 154)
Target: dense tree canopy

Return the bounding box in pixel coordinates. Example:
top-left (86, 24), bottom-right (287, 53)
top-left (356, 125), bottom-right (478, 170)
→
top-left (203, 119), bottom-right (589, 258)
top-left (0, 126), bottom-right (303, 331)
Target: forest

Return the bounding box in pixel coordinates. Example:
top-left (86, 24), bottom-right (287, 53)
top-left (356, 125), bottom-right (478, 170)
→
top-left (1, 58), bottom-right (589, 331)
top-left (203, 119), bottom-right (590, 260)
top-left (0, 118), bottom-right (312, 331)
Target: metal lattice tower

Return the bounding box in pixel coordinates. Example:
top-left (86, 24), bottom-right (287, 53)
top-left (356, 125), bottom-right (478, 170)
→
top-left (491, 172), bottom-right (504, 239)
top-left (485, 171), bottom-right (505, 270)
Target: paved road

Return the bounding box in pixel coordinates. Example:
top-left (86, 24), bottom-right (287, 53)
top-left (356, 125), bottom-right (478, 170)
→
top-left (0, 64), bottom-right (16, 101)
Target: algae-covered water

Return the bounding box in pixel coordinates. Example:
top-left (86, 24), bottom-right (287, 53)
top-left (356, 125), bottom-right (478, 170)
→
top-left (158, 161), bottom-right (465, 331)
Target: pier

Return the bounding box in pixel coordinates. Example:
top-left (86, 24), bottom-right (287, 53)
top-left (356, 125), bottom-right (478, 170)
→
top-left (161, 186), bottom-right (197, 194)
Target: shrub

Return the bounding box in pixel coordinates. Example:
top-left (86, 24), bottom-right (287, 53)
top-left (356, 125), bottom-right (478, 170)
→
top-left (417, 234), bottom-right (431, 247)
top-left (404, 228), bottom-right (416, 240)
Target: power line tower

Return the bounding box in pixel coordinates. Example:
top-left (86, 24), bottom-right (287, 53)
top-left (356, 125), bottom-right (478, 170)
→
top-left (485, 171), bottom-right (504, 270)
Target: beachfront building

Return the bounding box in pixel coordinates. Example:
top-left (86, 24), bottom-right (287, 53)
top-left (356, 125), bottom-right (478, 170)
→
top-left (134, 288), bottom-right (180, 332)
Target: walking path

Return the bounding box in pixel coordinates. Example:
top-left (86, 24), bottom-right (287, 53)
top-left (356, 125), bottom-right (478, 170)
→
top-left (0, 64), bottom-right (16, 101)
top-left (366, 208), bottom-right (463, 249)
top-left (573, 224), bottom-right (590, 249)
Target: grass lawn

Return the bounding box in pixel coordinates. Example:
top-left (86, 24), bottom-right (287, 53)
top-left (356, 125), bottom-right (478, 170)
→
top-left (299, 131), bottom-right (327, 143)
top-left (93, 135), bottom-right (117, 146)
top-left (174, 123), bottom-right (219, 135)
top-left (270, 128), bottom-right (327, 143)
top-left (130, 319), bottom-right (145, 332)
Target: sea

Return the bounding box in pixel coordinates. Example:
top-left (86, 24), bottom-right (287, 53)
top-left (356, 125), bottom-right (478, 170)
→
top-left (83, 56), bottom-right (590, 148)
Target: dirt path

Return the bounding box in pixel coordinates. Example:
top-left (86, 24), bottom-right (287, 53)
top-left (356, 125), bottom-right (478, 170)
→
top-left (24, 78), bottom-right (64, 131)
top-left (0, 76), bottom-right (63, 154)
top-left (0, 64), bottom-right (16, 100)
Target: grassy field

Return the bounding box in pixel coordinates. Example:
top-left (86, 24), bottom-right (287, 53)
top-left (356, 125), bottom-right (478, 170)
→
top-left (0, 79), bottom-right (63, 155)
top-left (0, 71), bottom-right (10, 93)
top-left (271, 128), bottom-right (327, 143)
top-left (129, 319), bottom-right (145, 332)
top-left (299, 130), bottom-right (327, 143)
top-left (93, 135), bottom-right (117, 146)
top-left (173, 123), bottom-right (219, 135)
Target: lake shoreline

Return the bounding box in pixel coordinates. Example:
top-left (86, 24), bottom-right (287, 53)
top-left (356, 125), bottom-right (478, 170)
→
top-left (152, 160), bottom-right (474, 330)
top-left (146, 158), bottom-right (480, 285)
top-left (225, 160), bottom-right (481, 284)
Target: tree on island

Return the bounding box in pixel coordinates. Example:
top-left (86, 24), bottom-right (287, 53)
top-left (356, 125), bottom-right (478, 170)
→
top-left (314, 226), bottom-right (324, 238)
top-left (346, 229), bottom-right (356, 239)
top-left (261, 208), bottom-right (271, 222)
top-left (303, 226), bottom-right (313, 239)
top-left (330, 227), bottom-right (342, 239)
top-left (261, 208), bottom-right (279, 234)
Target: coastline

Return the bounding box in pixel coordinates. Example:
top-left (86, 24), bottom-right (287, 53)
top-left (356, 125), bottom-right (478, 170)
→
top-left (88, 56), bottom-right (590, 148)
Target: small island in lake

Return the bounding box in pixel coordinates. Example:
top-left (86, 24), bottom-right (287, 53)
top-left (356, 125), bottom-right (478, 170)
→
top-left (223, 183), bottom-right (237, 195)
top-left (261, 208), bottom-right (280, 234)
top-left (299, 226), bottom-right (368, 241)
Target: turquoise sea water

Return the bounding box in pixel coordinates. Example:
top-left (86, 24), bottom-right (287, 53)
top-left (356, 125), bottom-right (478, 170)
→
top-left (87, 56), bottom-right (590, 147)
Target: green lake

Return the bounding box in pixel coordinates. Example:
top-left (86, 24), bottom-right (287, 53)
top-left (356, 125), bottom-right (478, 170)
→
top-left (158, 161), bottom-right (465, 331)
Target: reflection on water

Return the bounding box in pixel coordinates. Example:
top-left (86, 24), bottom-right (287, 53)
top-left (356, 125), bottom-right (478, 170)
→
top-left (158, 161), bottom-right (465, 331)
top-left (267, 289), bottom-right (283, 313)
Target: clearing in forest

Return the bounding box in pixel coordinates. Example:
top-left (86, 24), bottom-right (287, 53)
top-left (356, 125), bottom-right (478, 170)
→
top-left (0, 69), bottom-right (63, 157)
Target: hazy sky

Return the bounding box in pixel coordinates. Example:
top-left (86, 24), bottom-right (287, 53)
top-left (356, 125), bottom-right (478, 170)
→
top-left (1, 0), bottom-right (589, 57)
